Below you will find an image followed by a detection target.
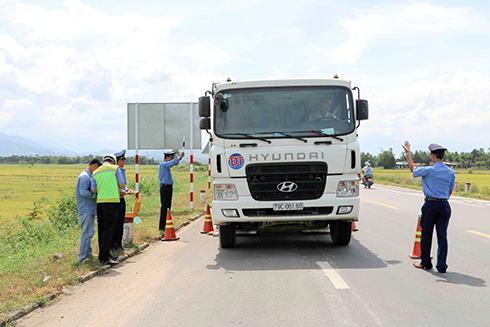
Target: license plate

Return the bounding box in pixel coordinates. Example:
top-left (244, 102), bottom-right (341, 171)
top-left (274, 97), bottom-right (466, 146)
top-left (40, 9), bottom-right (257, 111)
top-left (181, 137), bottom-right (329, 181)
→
top-left (273, 202), bottom-right (304, 211)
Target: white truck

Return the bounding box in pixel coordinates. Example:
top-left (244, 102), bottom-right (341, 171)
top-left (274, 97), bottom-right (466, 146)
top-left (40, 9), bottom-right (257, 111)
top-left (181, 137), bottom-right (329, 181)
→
top-left (199, 77), bottom-right (369, 248)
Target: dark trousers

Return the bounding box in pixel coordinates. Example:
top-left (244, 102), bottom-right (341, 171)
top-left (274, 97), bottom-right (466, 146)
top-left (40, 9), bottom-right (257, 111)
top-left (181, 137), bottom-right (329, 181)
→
top-left (420, 200), bottom-right (451, 271)
top-left (159, 184), bottom-right (173, 230)
top-left (111, 197), bottom-right (126, 250)
top-left (97, 202), bottom-right (118, 262)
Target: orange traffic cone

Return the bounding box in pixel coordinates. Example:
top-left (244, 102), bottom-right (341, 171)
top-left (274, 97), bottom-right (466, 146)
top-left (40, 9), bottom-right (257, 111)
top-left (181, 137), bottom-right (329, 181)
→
top-left (201, 204), bottom-right (214, 234)
top-left (352, 221), bottom-right (359, 232)
top-left (409, 215), bottom-right (422, 258)
top-left (162, 209), bottom-right (180, 241)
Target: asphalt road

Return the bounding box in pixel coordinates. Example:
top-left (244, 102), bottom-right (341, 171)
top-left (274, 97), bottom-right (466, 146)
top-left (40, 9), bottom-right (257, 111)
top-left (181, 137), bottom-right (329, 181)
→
top-left (18, 184), bottom-right (490, 327)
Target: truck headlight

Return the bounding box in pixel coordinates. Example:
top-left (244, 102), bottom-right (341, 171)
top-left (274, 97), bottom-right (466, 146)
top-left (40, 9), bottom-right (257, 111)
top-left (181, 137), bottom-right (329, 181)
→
top-left (214, 184), bottom-right (238, 201)
top-left (336, 180), bottom-right (359, 197)
top-left (337, 206), bottom-right (353, 214)
top-left (222, 209), bottom-right (240, 217)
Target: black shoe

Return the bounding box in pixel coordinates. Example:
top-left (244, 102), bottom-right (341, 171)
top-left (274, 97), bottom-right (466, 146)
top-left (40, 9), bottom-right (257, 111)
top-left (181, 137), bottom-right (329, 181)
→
top-left (437, 269), bottom-right (446, 273)
top-left (110, 254), bottom-right (119, 261)
top-left (103, 259), bottom-right (119, 265)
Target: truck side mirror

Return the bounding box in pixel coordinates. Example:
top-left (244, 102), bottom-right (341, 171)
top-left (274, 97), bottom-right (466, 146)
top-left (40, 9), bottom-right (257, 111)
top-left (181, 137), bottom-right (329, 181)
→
top-left (199, 96), bottom-right (210, 118)
top-left (356, 99), bottom-right (369, 120)
top-left (199, 117), bottom-right (211, 130)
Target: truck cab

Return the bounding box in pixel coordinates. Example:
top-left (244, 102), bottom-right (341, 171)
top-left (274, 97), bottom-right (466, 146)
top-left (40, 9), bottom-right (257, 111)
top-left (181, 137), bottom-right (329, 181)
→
top-left (199, 77), bottom-right (368, 248)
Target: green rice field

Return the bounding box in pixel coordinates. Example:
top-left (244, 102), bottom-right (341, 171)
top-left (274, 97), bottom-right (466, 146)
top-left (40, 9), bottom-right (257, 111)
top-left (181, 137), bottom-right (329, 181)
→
top-left (373, 168), bottom-right (490, 199)
top-left (0, 163), bottom-right (211, 318)
top-left (0, 164), bottom-right (211, 224)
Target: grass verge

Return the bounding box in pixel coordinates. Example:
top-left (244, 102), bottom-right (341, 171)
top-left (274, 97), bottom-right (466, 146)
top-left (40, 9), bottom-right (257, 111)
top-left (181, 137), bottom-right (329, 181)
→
top-left (0, 164), bottom-right (211, 319)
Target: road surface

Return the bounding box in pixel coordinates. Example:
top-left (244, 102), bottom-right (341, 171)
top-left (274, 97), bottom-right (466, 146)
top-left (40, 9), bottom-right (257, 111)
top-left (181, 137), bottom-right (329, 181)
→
top-left (18, 184), bottom-right (490, 326)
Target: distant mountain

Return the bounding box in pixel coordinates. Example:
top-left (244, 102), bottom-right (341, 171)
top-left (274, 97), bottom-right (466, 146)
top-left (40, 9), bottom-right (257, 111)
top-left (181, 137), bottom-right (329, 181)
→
top-left (0, 133), bottom-right (79, 156)
top-left (0, 133), bottom-right (209, 162)
top-left (0, 133), bottom-right (46, 149)
top-left (0, 139), bottom-right (61, 156)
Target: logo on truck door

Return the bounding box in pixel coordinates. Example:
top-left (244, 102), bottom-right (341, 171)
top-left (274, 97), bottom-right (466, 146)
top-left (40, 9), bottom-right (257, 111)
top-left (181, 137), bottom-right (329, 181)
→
top-left (277, 181), bottom-right (298, 193)
top-left (228, 153), bottom-right (244, 170)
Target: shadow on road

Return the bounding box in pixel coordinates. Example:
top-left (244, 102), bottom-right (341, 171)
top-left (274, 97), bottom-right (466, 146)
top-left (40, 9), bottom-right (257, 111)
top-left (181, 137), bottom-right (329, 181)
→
top-left (206, 232), bottom-right (387, 272)
top-left (428, 270), bottom-right (486, 287)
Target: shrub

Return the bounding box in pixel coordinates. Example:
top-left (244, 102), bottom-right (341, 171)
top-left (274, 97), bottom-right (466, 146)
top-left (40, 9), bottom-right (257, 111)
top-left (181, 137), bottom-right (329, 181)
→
top-left (127, 175), bottom-right (160, 195)
top-left (47, 193), bottom-right (79, 231)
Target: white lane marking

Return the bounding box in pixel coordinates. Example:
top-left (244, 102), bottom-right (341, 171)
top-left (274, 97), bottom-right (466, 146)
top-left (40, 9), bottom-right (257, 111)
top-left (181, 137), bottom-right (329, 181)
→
top-left (374, 185), bottom-right (485, 208)
top-left (317, 261), bottom-right (350, 289)
top-left (455, 201), bottom-right (484, 208)
top-left (371, 185), bottom-right (423, 197)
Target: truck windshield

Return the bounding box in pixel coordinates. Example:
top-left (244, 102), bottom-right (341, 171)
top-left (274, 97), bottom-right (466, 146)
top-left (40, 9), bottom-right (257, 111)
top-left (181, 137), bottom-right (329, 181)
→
top-left (214, 86), bottom-right (355, 139)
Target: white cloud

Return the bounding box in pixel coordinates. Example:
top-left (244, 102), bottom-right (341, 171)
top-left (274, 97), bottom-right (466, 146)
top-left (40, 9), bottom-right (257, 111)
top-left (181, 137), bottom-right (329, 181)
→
top-left (0, 0), bottom-right (235, 150)
top-left (4, 99), bottom-right (33, 108)
top-left (273, 29), bottom-right (302, 41)
top-left (307, 66), bottom-right (322, 75)
top-left (0, 99), bottom-right (33, 128)
top-left (0, 47), bottom-right (18, 83)
top-left (1, 0), bottom-right (489, 155)
top-left (1, 1), bottom-right (185, 98)
top-left (309, 2), bottom-right (485, 65)
top-left (13, 1), bottom-right (179, 41)
top-left (365, 69), bottom-right (490, 148)
top-left (0, 112), bottom-right (14, 127)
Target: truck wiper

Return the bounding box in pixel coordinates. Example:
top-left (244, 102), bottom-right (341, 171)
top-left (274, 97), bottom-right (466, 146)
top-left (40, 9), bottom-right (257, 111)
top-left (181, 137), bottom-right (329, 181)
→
top-left (292, 130), bottom-right (344, 141)
top-left (220, 133), bottom-right (272, 144)
top-left (271, 131), bottom-right (307, 143)
top-left (314, 131), bottom-right (343, 141)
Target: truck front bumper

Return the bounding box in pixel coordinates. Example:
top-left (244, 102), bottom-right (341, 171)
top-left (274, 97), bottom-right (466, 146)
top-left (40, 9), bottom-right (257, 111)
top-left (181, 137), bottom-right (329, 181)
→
top-left (211, 194), bottom-right (359, 225)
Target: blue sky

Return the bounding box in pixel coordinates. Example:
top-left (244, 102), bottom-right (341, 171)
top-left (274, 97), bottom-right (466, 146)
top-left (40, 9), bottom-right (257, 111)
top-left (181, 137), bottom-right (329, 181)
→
top-left (1, 0), bottom-right (490, 155)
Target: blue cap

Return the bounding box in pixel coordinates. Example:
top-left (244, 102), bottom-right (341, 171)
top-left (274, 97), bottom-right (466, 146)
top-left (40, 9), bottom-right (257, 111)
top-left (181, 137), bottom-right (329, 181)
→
top-left (428, 143), bottom-right (447, 152)
top-left (114, 149), bottom-right (126, 158)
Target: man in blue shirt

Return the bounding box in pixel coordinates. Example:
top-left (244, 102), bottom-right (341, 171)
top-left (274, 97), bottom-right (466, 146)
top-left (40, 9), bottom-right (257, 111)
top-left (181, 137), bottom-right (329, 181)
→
top-left (158, 150), bottom-right (185, 232)
top-left (403, 141), bottom-right (455, 273)
top-left (362, 162), bottom-right (373, 184)
top-left (75, 158), bottom-right (101, 262)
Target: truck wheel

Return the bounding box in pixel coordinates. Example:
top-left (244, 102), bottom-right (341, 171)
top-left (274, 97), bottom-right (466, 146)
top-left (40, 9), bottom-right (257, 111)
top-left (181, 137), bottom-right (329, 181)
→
top-left (219, 224), bottom-right (236, 248)
top-left (330, 221), bottom-right (351, 245)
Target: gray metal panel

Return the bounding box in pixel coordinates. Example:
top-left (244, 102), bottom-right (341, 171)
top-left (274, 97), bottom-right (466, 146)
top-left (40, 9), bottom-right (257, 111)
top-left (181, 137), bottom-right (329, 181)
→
top-left (202, 141), bottom-right (210, 154)
top-left (128, 103), bottom-right (201, 150)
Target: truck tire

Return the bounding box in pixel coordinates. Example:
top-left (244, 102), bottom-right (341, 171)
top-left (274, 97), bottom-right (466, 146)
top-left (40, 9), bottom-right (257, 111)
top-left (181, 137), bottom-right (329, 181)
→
top-left (219, 224), bottom-right (236, 248)
top-left (330, 221), bottom-right (352, 245)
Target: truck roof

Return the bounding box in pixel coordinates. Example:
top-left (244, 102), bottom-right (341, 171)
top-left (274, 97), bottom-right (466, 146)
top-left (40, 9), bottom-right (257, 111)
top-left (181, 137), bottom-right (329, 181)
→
top-left (213, 78), bottom-right (353, 92)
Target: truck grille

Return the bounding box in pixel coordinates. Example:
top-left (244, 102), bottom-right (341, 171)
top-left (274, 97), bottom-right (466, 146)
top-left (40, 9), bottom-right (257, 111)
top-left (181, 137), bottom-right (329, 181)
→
top-left (243, 207), bottom-right (333, 217)
top-left (246, 162), bottom-right (327, 201)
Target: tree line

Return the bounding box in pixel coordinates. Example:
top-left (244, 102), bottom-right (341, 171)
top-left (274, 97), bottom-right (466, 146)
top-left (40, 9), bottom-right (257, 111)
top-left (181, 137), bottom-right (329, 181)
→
top-left (2, 148), bottom-right (489, 169)
top-left (0, 154), bottom-right (160, 165)
top-left (362, 148), bottom-right (490, 169)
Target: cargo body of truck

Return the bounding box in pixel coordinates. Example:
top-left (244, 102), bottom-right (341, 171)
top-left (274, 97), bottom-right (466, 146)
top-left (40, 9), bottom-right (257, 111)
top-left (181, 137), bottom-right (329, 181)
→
top-left (199, 77), bottom-right (369, 248)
